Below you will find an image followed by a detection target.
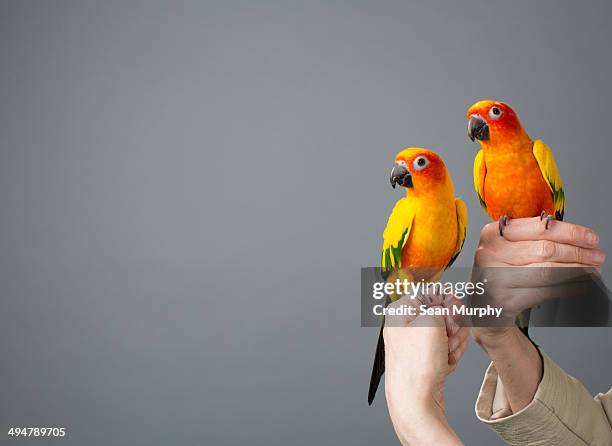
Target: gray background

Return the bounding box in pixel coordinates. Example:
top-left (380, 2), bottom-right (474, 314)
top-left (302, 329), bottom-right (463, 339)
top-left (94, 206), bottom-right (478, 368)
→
top-left (1, 1), bottom-right (611, 445)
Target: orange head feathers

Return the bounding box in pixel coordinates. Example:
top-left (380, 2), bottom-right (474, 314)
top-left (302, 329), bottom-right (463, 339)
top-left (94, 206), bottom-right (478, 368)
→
top-left (467, 100), bottom-right (531, 150)
top-left (390, 148), bottom-right (453, 197)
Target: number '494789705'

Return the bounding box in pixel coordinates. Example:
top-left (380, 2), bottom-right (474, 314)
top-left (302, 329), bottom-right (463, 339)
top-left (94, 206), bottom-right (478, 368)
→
top-left (7, 427), bottom-right (66, 437)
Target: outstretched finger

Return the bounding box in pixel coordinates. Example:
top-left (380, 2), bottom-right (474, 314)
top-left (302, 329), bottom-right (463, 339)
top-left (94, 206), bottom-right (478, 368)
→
top-left (500, 217), bottom-right (600, 249)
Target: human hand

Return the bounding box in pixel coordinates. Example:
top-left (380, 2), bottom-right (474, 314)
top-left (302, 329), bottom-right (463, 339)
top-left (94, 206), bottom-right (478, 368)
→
top-left (471, 217), bottom-right (605, 346)
top-left (474, 217), bottom-right (604, 268)
top-left (384, 295), bottom-right (467, 446)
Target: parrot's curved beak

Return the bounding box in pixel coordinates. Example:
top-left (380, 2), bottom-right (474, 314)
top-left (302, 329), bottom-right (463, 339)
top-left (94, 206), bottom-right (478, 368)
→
top-left (390, 163), bottom-right (413, 189)
top-left (468, 115), bottom-right (490, 142)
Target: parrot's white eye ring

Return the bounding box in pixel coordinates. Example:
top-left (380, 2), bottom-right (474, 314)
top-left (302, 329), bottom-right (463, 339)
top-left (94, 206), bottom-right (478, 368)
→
top-left (412, 156), bottom-right (429, 171)
top-left (489, 106), bottom-right (502, 120)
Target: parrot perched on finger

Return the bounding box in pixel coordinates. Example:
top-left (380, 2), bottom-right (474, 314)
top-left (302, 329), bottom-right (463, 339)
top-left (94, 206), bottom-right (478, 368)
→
top-left (466, 99), bottom-right (565, 337)
top-left (367, 148), bottom-right (467, 405)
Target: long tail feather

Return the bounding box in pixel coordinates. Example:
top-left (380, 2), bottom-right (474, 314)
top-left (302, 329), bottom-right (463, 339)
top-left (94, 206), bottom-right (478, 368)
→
top-left (368, 322), bottom-right (386, 405)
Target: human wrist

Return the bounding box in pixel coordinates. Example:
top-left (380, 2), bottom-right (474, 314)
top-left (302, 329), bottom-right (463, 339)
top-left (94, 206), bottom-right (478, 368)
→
top-left (476, 327), bottom-right (535, 363)
top-left (471, 326), bottom-right (515, 354)
top-left (476, 326), bottom-right (543, 412)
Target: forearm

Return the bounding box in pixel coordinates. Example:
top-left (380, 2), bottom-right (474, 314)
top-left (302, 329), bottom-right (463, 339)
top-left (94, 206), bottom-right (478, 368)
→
top-left (385, 362), bottom-right (463, 446)
top-left (475, 327), bottom-right (542, 413)
top-left (389, 402), bottom-right (463, 446)
top-left (386, 372), bottom-right (463, 446)
top-left (383, 318), bottom-right (467, 446)
top-left (475, 348), bottom-right (612, 445)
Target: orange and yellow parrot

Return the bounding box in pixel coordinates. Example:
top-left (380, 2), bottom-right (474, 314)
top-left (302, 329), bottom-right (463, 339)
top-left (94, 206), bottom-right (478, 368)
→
top-left (367, 148), bottom-right (467, 405)
top-left (467, 100), bottom-right (565, 335)
top-left (467, 100), bottom-right (565, 231)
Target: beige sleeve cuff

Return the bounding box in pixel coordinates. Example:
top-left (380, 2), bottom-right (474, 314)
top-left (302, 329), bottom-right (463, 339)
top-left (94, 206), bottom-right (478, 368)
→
top-left (475, 352), bottom-right (612, 446)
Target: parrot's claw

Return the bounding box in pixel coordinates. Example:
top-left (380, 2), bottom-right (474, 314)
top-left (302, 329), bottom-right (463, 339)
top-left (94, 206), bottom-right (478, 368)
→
top-left (498, 215), bottom-right (510, 236)
top-left (540, 211), bottom-right (555, 230)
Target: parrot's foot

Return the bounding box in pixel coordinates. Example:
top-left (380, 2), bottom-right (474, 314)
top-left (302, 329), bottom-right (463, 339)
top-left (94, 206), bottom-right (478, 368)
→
top-left (540, 211), bottom-right (555, 230)
top-left (498, 215), bottom-right (510, 236)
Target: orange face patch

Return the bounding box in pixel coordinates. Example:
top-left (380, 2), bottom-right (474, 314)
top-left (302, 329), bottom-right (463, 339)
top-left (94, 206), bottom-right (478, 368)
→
top-left (467, 100), bottom-right (525, 142)
top-left (395, 148), bottom-right (447, 184)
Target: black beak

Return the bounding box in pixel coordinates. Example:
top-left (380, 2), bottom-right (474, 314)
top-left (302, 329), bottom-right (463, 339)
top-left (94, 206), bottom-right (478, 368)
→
top-left (390, 164), bottom-right (413, 189)
top-left (468, 115), bottom-right (490, 141)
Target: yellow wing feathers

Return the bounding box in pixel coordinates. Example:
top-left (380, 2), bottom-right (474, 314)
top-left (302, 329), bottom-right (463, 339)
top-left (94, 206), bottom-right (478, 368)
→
top-left (381, 197), bottom-right (467, 272)
top-left (381, 198), bottom-right (415, 272)
top-left (448, 198), bottom-right (468, 268)
top-left (473, 150), bottom-right (487, 212)
top-left (532, 140), bottom-right (565, 221)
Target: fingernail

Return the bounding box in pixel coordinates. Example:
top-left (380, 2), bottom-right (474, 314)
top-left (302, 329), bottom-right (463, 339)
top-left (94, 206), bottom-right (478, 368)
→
top-left (587, 231), bottom-right (599, 246)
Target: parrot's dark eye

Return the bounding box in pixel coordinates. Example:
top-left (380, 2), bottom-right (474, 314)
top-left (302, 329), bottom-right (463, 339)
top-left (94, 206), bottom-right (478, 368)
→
top-left (413, 156), bottom-right (429, 171)
top-left (489, 106), bottom-right (502, 120)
